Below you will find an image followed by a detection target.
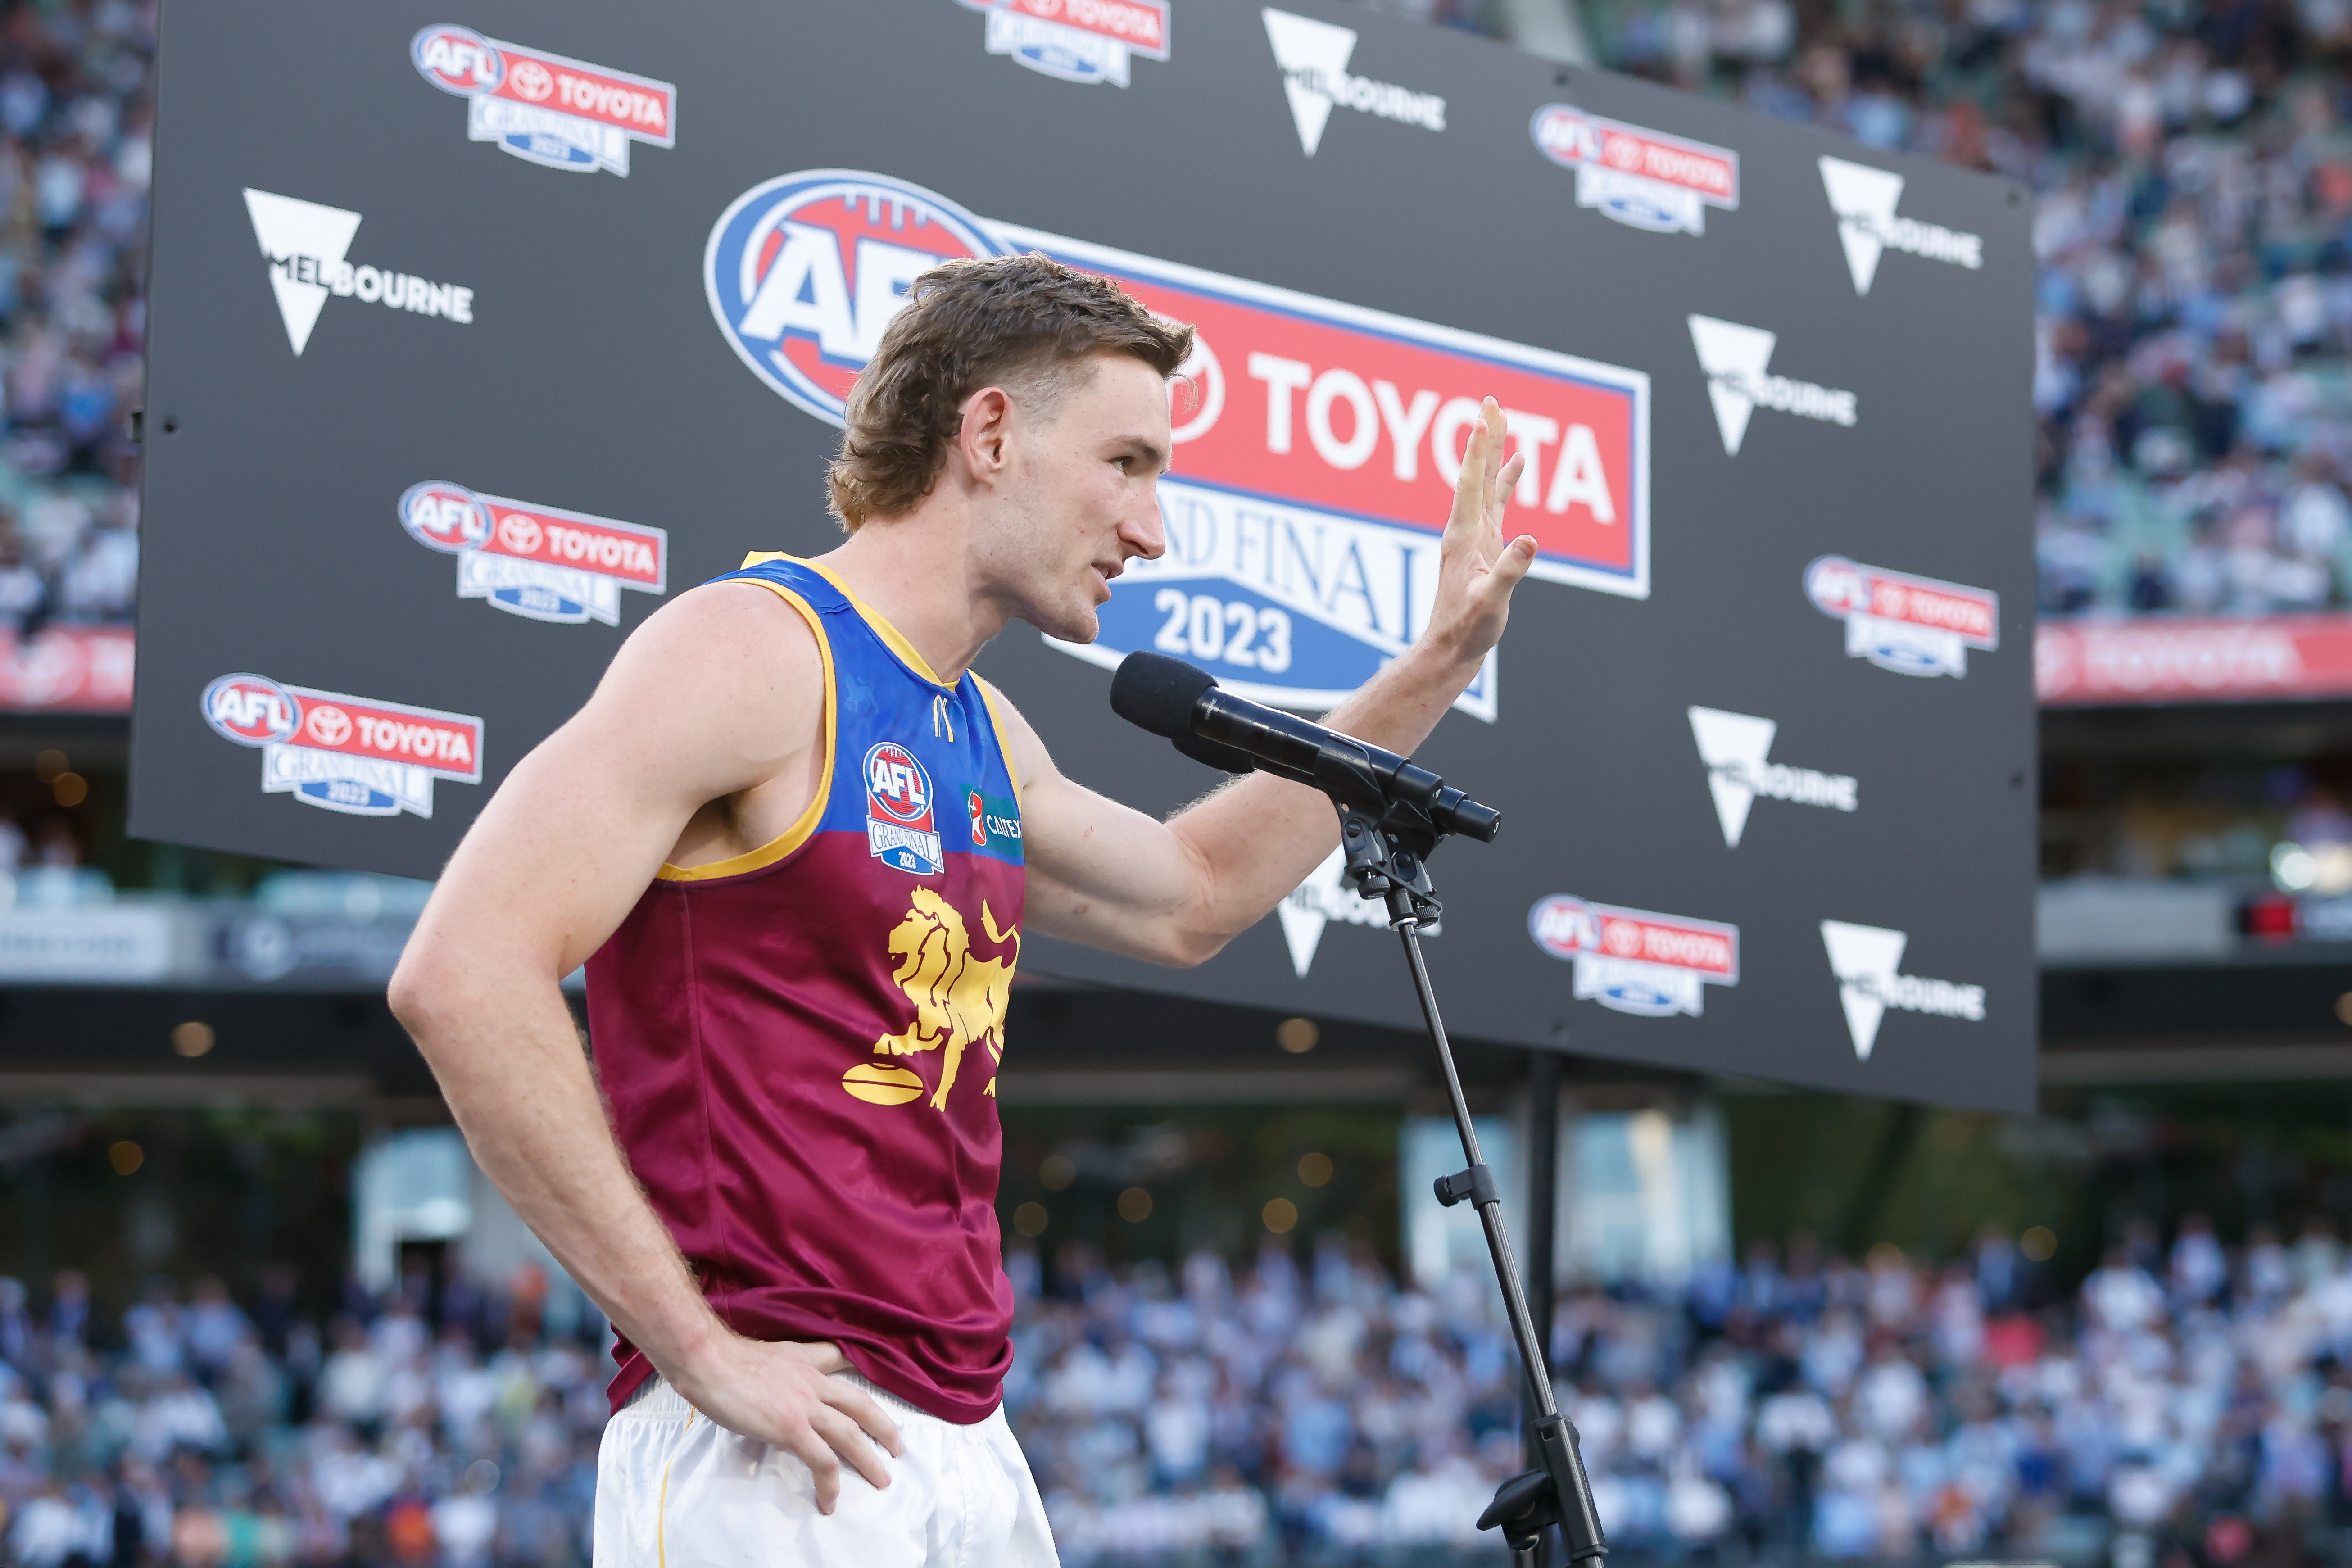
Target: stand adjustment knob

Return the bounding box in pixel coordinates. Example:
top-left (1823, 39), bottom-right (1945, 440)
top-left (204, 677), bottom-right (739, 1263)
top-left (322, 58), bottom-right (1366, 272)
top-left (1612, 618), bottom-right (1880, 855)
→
top-left (1433, 1163), bottom-right (1499, 1207)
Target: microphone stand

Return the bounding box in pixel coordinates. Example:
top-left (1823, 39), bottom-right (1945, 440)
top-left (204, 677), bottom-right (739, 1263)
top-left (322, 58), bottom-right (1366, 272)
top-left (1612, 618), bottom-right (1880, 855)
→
top-left (1306, 743), bottom-right (1609, 1568)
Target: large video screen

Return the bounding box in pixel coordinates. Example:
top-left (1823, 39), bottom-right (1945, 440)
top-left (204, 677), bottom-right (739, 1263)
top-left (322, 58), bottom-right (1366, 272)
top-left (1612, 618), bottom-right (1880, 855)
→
top-left (131, 0), bottom-right (2036, 1107)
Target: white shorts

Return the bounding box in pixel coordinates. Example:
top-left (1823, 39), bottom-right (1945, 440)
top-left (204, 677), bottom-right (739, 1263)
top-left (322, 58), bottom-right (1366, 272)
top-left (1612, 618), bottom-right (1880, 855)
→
top-left (592, 1373), bottom-right (1059, 1568)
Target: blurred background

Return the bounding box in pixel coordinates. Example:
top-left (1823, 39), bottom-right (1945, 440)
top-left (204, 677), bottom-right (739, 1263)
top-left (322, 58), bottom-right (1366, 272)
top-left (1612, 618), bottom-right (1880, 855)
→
top-left (9, 0), bottom-right (2352, 1563)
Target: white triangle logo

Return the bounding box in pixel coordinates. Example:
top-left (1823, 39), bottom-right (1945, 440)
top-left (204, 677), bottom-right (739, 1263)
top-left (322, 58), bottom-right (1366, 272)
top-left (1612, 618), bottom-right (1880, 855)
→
top-left (1262, 8), bottom-right (1355, 156)
top-left (1818, 157), bottom-right (1905, 297)
top-left (1687, 706), bottom-right (1776, 848)
top-left (243, 188), bottom-right (361, 357)
top-left (1687, 314), bottom-right (1775, 457)
top-left (1821, 920), bottom-right (1907, 1061)
top-left (1276, 847), bottom-right (1346, 976)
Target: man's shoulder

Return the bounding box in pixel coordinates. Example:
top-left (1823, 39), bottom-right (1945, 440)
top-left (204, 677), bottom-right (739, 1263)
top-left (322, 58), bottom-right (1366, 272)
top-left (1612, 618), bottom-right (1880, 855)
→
top-left (640, 573), bottom-right (828, 656)
top-left (589, 576), bottom-right (829, 745)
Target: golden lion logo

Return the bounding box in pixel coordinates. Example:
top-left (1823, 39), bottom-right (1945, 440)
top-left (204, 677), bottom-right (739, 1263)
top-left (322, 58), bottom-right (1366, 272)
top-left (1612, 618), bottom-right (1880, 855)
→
top-left (847, 887), bottom-right (1018, 1111)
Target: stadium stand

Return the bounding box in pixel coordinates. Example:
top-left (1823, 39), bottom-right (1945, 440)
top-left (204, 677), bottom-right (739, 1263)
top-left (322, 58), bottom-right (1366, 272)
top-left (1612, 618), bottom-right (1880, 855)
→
top-left (1586, 0), bottom-right (2352, 619)
top-left (0, 0), bottom-right (145, 642)
top-left (9, 1225), bottom-right (2352, 1566)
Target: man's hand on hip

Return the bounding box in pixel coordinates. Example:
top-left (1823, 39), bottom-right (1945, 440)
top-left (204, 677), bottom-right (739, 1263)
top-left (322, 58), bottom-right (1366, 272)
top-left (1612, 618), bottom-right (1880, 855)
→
top-left (666, 1333), bottom-right (904, 1513)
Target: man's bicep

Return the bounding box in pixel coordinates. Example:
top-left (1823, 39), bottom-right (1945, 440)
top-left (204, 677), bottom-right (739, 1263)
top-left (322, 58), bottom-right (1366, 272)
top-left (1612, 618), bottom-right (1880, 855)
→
top-left (413, 585), bottom-right (825, 979)
top-left (426, 724), bottom-right (696, 976)
top-left (983, 690), bottom-right (1224, 957)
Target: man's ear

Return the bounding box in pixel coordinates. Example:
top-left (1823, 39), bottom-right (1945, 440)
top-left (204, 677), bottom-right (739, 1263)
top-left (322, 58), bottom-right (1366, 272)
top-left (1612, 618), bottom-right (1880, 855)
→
top-left (954, 386), bottom-right (1015, 490)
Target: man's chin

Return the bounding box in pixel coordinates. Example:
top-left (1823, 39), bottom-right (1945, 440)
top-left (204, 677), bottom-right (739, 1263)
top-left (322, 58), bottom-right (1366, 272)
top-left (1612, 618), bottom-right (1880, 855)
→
top-left (1019, 602), bottom-right (1101, 645)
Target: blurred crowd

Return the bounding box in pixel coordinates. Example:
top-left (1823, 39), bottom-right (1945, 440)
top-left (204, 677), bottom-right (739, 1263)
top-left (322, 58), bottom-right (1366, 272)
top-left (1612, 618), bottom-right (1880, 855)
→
top-left (1572, 0), bottom-right (2352, 619)
top-left (0, 1268), bottom-right (608, 1568)
top-left (18, 1220), bottom-right (2352, 1565)
top-left (1008, 1221), bottom-right (2352, 1563)
top-left (0, 0), bottom-right (146, 639)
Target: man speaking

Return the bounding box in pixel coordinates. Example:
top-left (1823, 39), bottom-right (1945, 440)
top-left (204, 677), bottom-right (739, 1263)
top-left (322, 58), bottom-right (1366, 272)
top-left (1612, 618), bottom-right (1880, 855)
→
top-left (389, 253), bottom-right (1536, 1566)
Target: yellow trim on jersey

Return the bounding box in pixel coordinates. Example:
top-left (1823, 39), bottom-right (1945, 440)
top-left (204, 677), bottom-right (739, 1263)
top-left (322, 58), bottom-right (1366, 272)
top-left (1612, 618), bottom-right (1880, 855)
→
top-left (776, 554), bottom-right (957, 690)
top-left (974, 675), bottom-right (1024, 802)
top-left (656, 576), bottom-right (836, 884)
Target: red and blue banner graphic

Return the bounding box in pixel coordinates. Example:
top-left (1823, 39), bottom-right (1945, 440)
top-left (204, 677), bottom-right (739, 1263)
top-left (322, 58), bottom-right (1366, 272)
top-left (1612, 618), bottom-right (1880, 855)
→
top-left (202, 674), bottom-right (484, 820)
top-left (704, 170), bottom-right (1650, 721)
top-left (1530, 104), bottom-right (1739, 237)
top-left (0, 627), bottom-right (135, 712)
top-left (410, 25), bottom-right (676, 177)
top-left (951, 0), bottom-right (1171, 86)
top-left (1804, 555), bottom-right (1998, 679)
top-left (1529, 893), bottom-right (1740, 1018)
top-left (2034, 613), bottom-right (2352, 704)
top-left (399, 481), bottom-right (666, 627)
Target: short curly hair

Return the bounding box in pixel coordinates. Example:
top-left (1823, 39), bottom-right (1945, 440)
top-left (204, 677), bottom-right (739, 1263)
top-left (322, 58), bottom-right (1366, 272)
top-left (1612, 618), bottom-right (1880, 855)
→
top-left (825, 252), bottom-right (1194, 530)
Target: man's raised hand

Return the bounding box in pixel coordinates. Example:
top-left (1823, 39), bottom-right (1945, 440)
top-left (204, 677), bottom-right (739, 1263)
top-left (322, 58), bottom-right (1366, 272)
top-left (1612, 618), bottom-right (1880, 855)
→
top-left (1427, 396), bottom-right (1539, 667)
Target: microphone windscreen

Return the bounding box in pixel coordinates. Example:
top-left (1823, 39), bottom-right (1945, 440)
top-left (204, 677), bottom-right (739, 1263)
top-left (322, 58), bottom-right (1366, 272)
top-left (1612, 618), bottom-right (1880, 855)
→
top-left (1110, 651), bottom-right (1216, 739)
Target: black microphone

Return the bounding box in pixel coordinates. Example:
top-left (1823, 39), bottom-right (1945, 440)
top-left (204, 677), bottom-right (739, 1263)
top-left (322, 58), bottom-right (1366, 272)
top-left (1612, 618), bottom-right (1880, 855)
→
top-left (1110, 651), bottom-right (1500, 843)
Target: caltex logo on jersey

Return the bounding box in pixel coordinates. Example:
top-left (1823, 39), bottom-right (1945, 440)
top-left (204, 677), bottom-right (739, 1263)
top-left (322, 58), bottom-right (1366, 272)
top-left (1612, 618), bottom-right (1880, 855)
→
top-left (203, 674), bottom-right (483, 819)
top-left (412, 26), bottom-right (675, 177)
top-left (1529, 894), bottom-right (1739, 1018)
top-left (1805, 555), bottom-right (1999, 678)
top-left (865, 742), bottom-right (944, 876)
top-left (966, 789), bottom-right (1024, 860)
top-left (1530, 105), bottom-right (1738, 236)
top-left (951, 0), bottom-right (1171, 86)
top-left (705, 172), bottom-right (1003, 427)
top-left (705, 170), bottom-right (1650, 726)
top-left (399, 481), bottom-right (666, 627)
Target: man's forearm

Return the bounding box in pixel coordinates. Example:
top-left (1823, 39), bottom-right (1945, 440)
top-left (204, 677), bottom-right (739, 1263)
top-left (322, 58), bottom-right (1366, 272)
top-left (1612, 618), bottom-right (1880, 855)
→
top-left (1156, 639), bottom-right (1487, 950)
top-left (1318, 634), bottom-right (1487, 757)
top-left (395, 968), bottom-right (723, 1373)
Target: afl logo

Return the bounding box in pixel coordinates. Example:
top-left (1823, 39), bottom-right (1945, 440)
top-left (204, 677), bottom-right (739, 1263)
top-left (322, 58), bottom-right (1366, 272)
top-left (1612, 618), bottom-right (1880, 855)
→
top-left (203, 674), bottom-right (300, 748)
top-left (399, 481), bottom-right (490, 554)
top-left (703, 171), bottom-right (1005, 426)
top-left (863, 742), bottom-right (934, 829)
top-left (1527, 896), bottom-right (1595, 958)
top-left (411, 25), bottom-right (504, 95)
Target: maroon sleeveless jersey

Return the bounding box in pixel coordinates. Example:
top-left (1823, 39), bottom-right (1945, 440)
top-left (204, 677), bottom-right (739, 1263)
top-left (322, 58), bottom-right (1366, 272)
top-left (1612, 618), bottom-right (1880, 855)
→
top-left (587, 555), bottom-right (1025, 1423)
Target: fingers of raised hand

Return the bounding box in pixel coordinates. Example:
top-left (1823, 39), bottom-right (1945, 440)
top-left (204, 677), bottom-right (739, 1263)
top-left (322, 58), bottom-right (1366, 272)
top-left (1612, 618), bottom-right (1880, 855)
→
top-left (1485, 536), bottom-right (1537, 600)
top-left (1449, 421), bottom-right (1488, 524)
top-left (1491, 454), bottom-right (1526, 529)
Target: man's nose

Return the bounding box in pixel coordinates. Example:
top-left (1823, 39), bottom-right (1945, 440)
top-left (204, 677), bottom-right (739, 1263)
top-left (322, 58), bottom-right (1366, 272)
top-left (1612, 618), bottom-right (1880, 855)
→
top-left (1125, 486), bottom-right (1169, 561)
